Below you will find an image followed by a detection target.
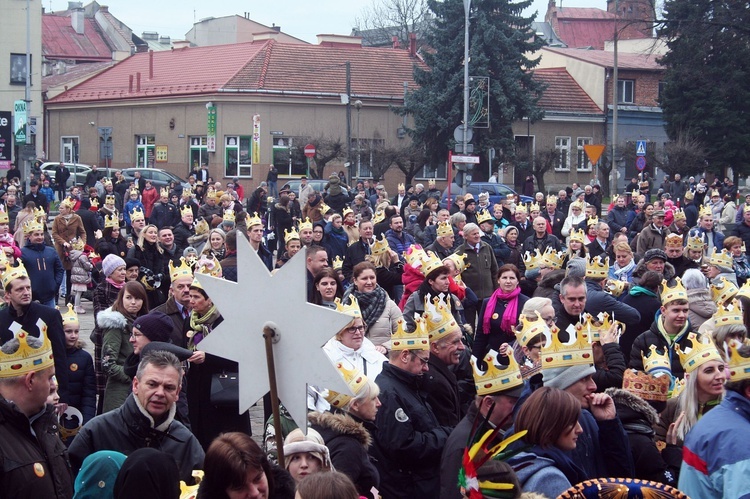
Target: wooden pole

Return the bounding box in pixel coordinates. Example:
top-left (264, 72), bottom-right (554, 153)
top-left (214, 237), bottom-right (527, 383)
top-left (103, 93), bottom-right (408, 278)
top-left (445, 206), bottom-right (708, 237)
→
top-left (263, 325), bottom-right (285, 468)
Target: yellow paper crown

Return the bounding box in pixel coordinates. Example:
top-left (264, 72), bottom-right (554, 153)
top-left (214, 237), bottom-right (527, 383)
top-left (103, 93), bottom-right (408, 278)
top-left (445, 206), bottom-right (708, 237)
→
top-left (428, 179), bottom-right (436, 187)
top-left (569, 228), bottom-right (585, 244)
top-left (686, 233), bottom-right (705, 252)
top-left (546, 195), bottom-right (558, 205)
top-left (319, 202), bottom-right (332, 215)
top-left (222, 209), bottom-right (236, 223)
top-left (529, 201), bottom-right (540, 212)
top-left (391, 317), bottom-right (430, 351)
top-left (708, 247), bottom-right (733, 269)
top-left (335, 295), bottom-right (362, 319)
top-left (71, 238), bottom-right (85, 251)
top-left (129, 187), bottom-right (140, 198)
top-left (710, 276), bottom-right (738, 305)
top-left (104, 194), bottom-right (115, 205)
top-left (324, 361), bottom-right (369, 408)
top-left (398, 183), bottom-right (405, 191)
top-left (169, 257), bottom-right (195, 282)
top-left (586, 215), bottom-right (599, 227)
top-left (420, 251), bottom-right (444, 277)
top-left (642, 344), bottom-right (672, 377)
top-left (671, 378), bottom-right (686, 398)
top-left (0, 250), bottom-right (8, 268)
top-left (676, 333), bottom-right (722, 373)
top-left (436, 221), bottom-right (453, 238)
top-left (180, 204), bottom-right (193, 218)
top-left (673, 208), bottom-right (686, 221)
top-left (515, 203), bottom-right (528, 214)
top-left (0, 207), bottom-right (8, 225)
top-left (443, 253), bottom-right (469, 274)
top-left (284, 227), bottom-right (300, 244)
top-left (371, 234), bottom-right (390, 256)
top-left (60, 198), bottom-right (75, 209)
top-left (727, 341), bottom-right (750, 382)
top-left (371, 209), bottom-right (385, 225)
top-left (182, 187), bottom-right (193, 198)
top-left (471, 350), bottom-right (523, 396)
top-left (403, 245), bottom-right (428, 268)
top-left (90, 197), bottom-right (101, 209)
top-left (298, 217), bottom-right (313, 232)
top-left (195, 256), bottom-right (222, 278)
top-left (570, 200), bottom-right (584, 210)
top-left (605, 279), bottom-right (627, 297)
top-left (477, 209), bottom-right (493, 225)
top-left (422, 295), bottom-right (459, 343)
top-left (206, 188), bottom-right (218, 200)
top-left (712, 299), bottom-right (744, 328)
top-left (515, 311), bottom-right (550, 347)
top-left (160, 187), bottom-right (169, 197)
top-left (2, 261), bottom-right (28, 290)
top-left (664, 233), bottom-right (683, 249)
top-left (738, 280), bottom-right (750, 301)
top-left (246, 212), bottom-right (262, 228)
top-left (699, 204), bottom-right (712, 218)
top-left (332, 255), bottom-right (344, 271)
top-left (660, 277), bottom-right (688, 304)
top-left (523, 249), bottom-right (543, 270)
top-left (576, 312), bottom-right (623, 343)
top-left (0, 320), bottom-right (54, 378)
top-left (585, 255), bottom-right (609, 279)
top-left (104, 214), bottom-right (118, 229)
top-left (23, 218), bottom-right (44, 235)
top-left (541, 327), bottom-right (593, 370)
top-left (342, 207), bottom-right (354, 218)
top-left (33, 206), bottom-right (46, 219)
top-left (540, 247), bottom-right (564, 270)
top-left (622, 369), bottom-right (670, 402)
top-left (57, 303), bottom-right (79, 327)
top-left (130, 206), bottom-right (145, 221)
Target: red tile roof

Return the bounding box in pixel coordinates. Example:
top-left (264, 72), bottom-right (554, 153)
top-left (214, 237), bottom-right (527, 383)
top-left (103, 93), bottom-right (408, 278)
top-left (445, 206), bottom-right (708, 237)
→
top-left (551, 7), bottom-right (648, 49)
top-left (533, 68), bottom-right (602, 114)
top-left (43, 14), bottom-right (113, 62)
top-left (543, 47), bottom-right (663, 71)
top-left (42, 61), bottom-right (115, 92)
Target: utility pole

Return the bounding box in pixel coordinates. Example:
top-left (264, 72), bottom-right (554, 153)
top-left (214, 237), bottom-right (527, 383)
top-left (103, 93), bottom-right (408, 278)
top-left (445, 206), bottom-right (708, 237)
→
top-left (345, 62), bottom-right (353, 184)
top-left (461, 0), bottom-right (471, 191)
top-left (24, 0), bottom-right (32, 188)
top-left (611, 0), bottom-right (619, 197)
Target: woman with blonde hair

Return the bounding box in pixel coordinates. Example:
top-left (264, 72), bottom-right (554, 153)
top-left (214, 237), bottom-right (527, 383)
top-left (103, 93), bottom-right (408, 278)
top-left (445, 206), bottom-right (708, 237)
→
top-left (127, 223), bottom-right (169, 308)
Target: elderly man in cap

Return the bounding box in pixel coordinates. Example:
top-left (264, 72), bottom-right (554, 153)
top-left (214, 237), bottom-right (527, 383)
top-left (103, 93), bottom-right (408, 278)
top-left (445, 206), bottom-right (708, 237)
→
top-left (636, 209), bottom-right (667, 254)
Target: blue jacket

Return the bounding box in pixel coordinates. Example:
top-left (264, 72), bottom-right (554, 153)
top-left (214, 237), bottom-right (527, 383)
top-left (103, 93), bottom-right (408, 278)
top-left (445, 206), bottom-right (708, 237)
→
top-left (65, 346), bottom-right (96, 424)
top-left (40, 186), bottom-right (55, 204)
top-left (123, 200), bottom-right (145, 226)
top-left (20, 242), bottom-right (65, 302)
top-left (679, 390), bottom-right (750, 499)
top-left (385, 229), bottom-right (415, 257)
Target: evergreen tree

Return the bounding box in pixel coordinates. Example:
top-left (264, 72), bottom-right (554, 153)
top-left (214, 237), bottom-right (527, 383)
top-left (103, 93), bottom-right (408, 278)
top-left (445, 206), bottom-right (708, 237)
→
top-left (402, 0), bottom-right (545, 170)
top-left (658, 0), bottom-right (750, 176)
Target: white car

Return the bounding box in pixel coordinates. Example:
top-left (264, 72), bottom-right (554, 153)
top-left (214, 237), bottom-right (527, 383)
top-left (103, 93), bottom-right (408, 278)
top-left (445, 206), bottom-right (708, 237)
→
top-left (40, 162), bottom-right (94, 188)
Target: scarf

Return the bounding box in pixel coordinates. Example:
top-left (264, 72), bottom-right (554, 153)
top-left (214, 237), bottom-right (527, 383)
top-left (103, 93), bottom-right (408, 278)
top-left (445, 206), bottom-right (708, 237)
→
top-left (613, 259), bottom-right (636, 279)
top-left (629, 285), bottom-right (657, 298)
top-left (530, 445), bottom-right (587, 488)
top-left (187, 304), bottom-right (220, 349)
top-left (482, 287), bottom-right (521, 335)
top-left (106, 277), bottom-right (125, 289)
top-left (347, 286), bottom-right (388, 331)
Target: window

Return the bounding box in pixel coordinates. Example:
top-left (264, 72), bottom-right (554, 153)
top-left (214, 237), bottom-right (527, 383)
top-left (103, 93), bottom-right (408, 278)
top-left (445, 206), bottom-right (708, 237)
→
top-left (351, 138), bottom-right (385, 178)
top-left (10, 54), bottom-right (30, 85)
top-left (189, 136), bottom-right (209, 173)
top-left (577, 137), bottom-right (593, 171)
top-left (136, 135), bottom-right (155, 168)
top-left (514, 135), bottom-right (535, 170)
top-left (555, 136), bottom-right (571, 171)
top-left (617, 79), bottom-right (635, 104)
top-left (658, 81), bottom-right (665, 103)
top-left (224, 136), bottom-right (252, 178)
top-left (273, 137), bottom-right (306, 176)
top-left (418, 163), bottom-right (447, 180)
top-left (61, 137), bottom-right (79, 163)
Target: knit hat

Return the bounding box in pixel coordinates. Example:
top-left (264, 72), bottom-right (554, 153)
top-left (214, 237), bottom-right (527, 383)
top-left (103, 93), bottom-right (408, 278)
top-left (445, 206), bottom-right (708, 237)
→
top-left (132, 312), bottom-right (174, 343)
top-left (643, 248), bottom-right (668, 263)
top-left (283, 428), bottom-right (332, 471)
top-left (543, 364), bottom-right (596, 390)
top-left (565, 257), bottom-right (587, 278)
top-left (101, 254), bottom-right (126, 278)
top-left (124, 257), bottom-right (141, 270)
top-left (74, 450), bottom-right (127, 499)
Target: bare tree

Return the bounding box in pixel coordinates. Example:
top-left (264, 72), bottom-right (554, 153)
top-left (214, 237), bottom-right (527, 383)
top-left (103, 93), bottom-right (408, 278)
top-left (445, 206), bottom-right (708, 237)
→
top-left (527, 147), bottom-right (559, 196)
top-left (353, 0), bottom-right (430, 47)
top-left (289, 136), bottom-right (345, 179)
top-left (393, 143), bottom-right (428, 185)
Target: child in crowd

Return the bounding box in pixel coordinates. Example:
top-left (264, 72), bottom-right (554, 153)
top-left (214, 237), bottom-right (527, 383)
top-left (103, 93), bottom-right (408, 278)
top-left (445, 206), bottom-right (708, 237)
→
top-left (122, 188), bottom-right (144, 234)
top-left (69, 239), bottom-right (93, 314)
top-left (61, 304), bottom-right (96, 431)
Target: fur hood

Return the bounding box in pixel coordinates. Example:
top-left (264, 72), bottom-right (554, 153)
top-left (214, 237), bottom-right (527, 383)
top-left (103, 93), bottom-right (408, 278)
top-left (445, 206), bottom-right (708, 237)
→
top-left (632, 258), bottom-right (676, 281)
top-left (308, 411), bottom-right (372, 448)
top-left (605, 387), bottom-right (659, 425)
top-left (96, 307), bottom-right (128, 330)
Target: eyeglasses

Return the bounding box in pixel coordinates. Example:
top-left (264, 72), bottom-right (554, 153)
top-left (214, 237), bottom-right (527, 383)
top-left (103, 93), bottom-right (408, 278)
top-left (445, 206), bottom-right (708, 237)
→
top-left (542, 316), bottom-right (556, 326)
top-left (346, 325), bottom-right (366, 334)
top-left (411, 352), bottom-right (429, 366)
top-left (130, 331), bottom-right (143, 338)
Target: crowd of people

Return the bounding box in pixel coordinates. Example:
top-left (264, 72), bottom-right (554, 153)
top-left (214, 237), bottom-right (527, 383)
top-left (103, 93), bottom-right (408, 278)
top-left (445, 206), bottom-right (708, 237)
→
top-left (0, 166), bottom-right (749, 499)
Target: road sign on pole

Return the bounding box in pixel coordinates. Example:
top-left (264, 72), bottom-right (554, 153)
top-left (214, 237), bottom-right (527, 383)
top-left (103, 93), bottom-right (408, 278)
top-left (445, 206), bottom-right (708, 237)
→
top-left (583, 144), bottom-right (606, 166)
top-left (13, 100), bottom-right (27, 144)
top-left (450, 154), bottom-right (480, 164)
top-left (636, 156), bottom-right (646, 171)
top-left (636, 140), bottom-right (647, 156)
top-left (304, 144), bottom-right (316, 158)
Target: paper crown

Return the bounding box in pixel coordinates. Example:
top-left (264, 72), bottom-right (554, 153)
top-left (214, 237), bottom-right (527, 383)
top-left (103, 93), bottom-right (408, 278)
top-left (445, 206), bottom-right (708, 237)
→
top-left (540, 247), bottom-right (564, 270)
top-left (397, 183), bottom-right (405, 190)
top-left (23, 218), bottom-right (44, 235)
top-left (576, 312), bottom-right (624, 343)
top-left (284, 227), bottom-right (300, 244)
top-left (476, 209), bottom-right (493, 225)
top-left (0, 207), bottom-right (7, 225)
top-left (685, 233), bottom-right (705, 252)
top-left (587, 216), bottom-right (599, 227)
top-left (403, 244), bottom-right (428, 268)
top-left (710, 276), bottom-right (738, 305)
top-left (104, 194), bottom-right (115, 205)
top-left (523, 249), bottom-right (543, 270)
top-left (470, 350), bottom-right (524, 396)
top-left (324, 361), bottom-right (368, 408)
top-left (319, 202), bottom-right (332, 215)
top-left (515, 311), bottom-right (550, 347)
top-left (390, 317), bottom-right (430, 351)
top-left (222, 209), bottom-right (236, 223)
top-left (671, 378), bottom-right (686, 399)
top-left (660, 277), bottom-right (688, 304)
top-left (169, 257), bottom-right (194, 282)
top-left (708, 247), bottom-right (733, 269)
top-left (664, 233), bottom-right (683, 249)
top-left (298, 217), bottom-right (313, 232)
top-left (443, 252), bottom-right (469, 274)
top-left (246, 212), bottom-right (262, 228)
top-left (712, 299), bottom-right (744, 328)
top-left (421, 251), bottom-right (444, 277)
top-left (529, 201), bottom-right (540, 212)
top-left (101, 177), bottom-right (112, 186)
top-left (90, 197), bottom-right (100, 209)
top-left (332, 255), bottom-right (344, 271)
top-left (676, 333), bottom-right (723, 373)
top-left (738, 280), bottom-right (750, 301)
top-left (585, 255), bottom-right (609, 279)
top-left (342, 207), bottom-right (354, 218)
top-left (727, 341), bottom-right (750, 383)
top-left (642, 344), bottom-right (672, 377)
top-left (0, 250), bottom-right (8, 268)
top-left (129, 206), bottom-right (145, 221)
top-left (71, 238), bottom-right (85, 251)
top-left (673, 208), bottom-right (686, 221)
top-left (335, 295), bottom-right (362, 319)
top-left (58, 303), bottom-right (79, 327)
top-left (0, 320), bottom-right (54, 378)
top-left (546, 195), bottom-right (558, 205)
top-left (2, 261), bottom-right (28, 290)
top-left (104, 214), bottom-right (118, 229)
top-left (428, 178), bottom-right (436, 187)
top-left (160, 187), bottom-right (169, 197)
top-left (515, 203), bottom-right (528, 214)
top-left (422, 295), bottom-right (459, 343)
top-left (60, 198), bottom-right (76, 209)
top-left (569, 228), bottom-right (585, 244)
top-left (33, 206), bottom-right (46, 219)
top-left (622, 369), bottom-right (670, 402)
top-left (699, 204), bottom-right (712, 218)
top-left (194, 256), bottom-right (222, 278)
top-left (605, 279), bottom-right (627, 297)
top-left (182, 187), bottom-right (193, 198)
top-left (179, 204), bottom-right (193, 218)
top-left (541, 327), bottom-right (593, 371)
top-left (206, 188), bottom-right (218, 200)
top-left (570, 200), bottom-right (584, 210)
top-left (129, 187), bottom-right (140, 197)
top-left (371, 234), bottom-right (390, 256)
top-left (436, 221), bottom-right (453, 238)
top-left (371, 209), bottom-right (385, 225)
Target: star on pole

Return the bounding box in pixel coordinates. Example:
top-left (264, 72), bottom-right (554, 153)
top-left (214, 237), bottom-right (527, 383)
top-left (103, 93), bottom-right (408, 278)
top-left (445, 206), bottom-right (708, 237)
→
top-left (195, 236), bottom-right (353, 431)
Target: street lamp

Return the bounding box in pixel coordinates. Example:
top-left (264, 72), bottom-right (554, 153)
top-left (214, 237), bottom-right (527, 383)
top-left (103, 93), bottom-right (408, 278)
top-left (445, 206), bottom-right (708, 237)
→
top-left (355, 100), bottom-right (362, 177)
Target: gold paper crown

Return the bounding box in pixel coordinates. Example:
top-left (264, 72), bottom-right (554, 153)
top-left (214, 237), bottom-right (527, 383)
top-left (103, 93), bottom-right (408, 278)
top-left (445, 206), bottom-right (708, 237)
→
top-left (738, 280), bottom-right (750, 301)
top-left (515, 311), bottom-right (550, 347)
top-left (371, 234), bottom-right (390, 256)
top-left (660, 277), bottom-right (688, 304)
top-left (676, 333), bottom-right (722, 373)
top-left (160, 187), bottom-right (169, 197)
top-left (222, 209), bottom-right (235, 223)
top-left (712, 299), bottom-right (744, 328)
top-left (673, 208), bottom-right (686, 221)
top-left (182, 187), bottom-right (193, 198)
top-left (422, 295), bottom-right (459, 342)
top-left (284, 227), bottom-right (300, 244)
top-left (569, 228), bottom-right (585, 244)
top-left (0, 250), bottom-right (8, 268)
top-left (371, 209), bottom-right (385, 225)
top-left (206, 188), bottom-right (218, 200)
top-left (529, 201), bottom-right (540, 212)
top-left (586, 216), bottom-right (599, 227)
top-left (515, 203), bottom-right (528, 214)
top-left (576, 312), bottom-right (624, 343)
top-left (523, 249), bottom-right (543, 270)
top-left (71, 238), bottom-right (85, 251)
top-left (470, 350), bottom-right (523, 396)
top-left (540, 247), bottom-right (564, 270)
top-left (671, 378), bottom-right (686, 398)
top-left (324, 361), bottom-right (368, 408)
top-left (708, 247), bottom-right (733, 269)
top-left (605, 279), bottom-right (627, 297)
top-left (60, 197), bottom-right (76, 209)
top-left (169, 257), bottom-right (194, 282)
top-left (102, 177), bottom-right (112, 186)
top-left (570, 200), bottom-right (584, 210)
top-left (33, 206), bottom-right (46, 219)
top-left (541, 327), bottom-right (593, 370)
top-left (391, 317), bottom-right (430, 351)
top-left (585, 255), bottom-right (609, 279)
top-left (403, 245), bottom-right (428, 268)
top-left (0, 320), bottom-right (54, 378)
top-left (180, 204), bottom-right (193, 217)
top-left (398, 183), bottom-right (405, 190)
top-left (665, 233), bottom-right (683, 249)
top-left (90, 197), bottom-right (100, 208)
top-left (195, 256), bottom-right (222, 278)
top-left (332, 255), bottom-right (344, 271)
top-left (727, 341), bottom-right (750, 382)
top-left (622, 369), bottom-right (670, 402)
top-left (130, 206), bottom-right (145, 221)
top-left (710, 276), bottom-right (738, 305)
top-left (421, 251), bottom-right (444, 277)
top-left (546, 195), bottom-right (558, 205)
top-left (444, 253), bottom-right (469, 274)
top-left (335, 295), bottom-right (362, 318)
top-left (436, 221), bottom-right (453, 238)
top-left (710, 189), bottom-right (721, 198)
top-left (298, 217), bottom-right (313, 232)
top-left (686, 233), bottom-right (705, 252)
top-left (642, 344), bottom-right (672, 377)
top-left (246, 212), bottom-right (262, 228)
top-left (104, 214), bottom-right (118, 229)
top-left (428, 178), bottom-right (436, 187)
top-left (23, 218), bottom-right (44, 235)
top-left (105, 194), bottom-right (115, 205)
top-left (2, 261), bottom-right (28, 290)
top-left (0, 207), bottom-right (8, 224)
top-left (476, 209), bottom-right (493, 225)
top-left (58, 303), bottom-right (79, 327)
top-left (342, 207), bottom-right (353, 218)
top-left (319, 202), bottom-right (332, 215)
top-left (699, 204), bottom-right (712, 218)
top-left (129, 187), bottom-right (140, 198)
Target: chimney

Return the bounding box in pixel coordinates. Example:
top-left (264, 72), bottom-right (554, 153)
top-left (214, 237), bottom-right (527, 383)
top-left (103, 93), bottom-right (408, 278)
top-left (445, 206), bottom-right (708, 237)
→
top-left (149, 50), bottom-right (154, 79)
top-left (408, 33), bottom-right (417, 57)
top-left (172, 40), bottom-right (191, 49)
top-left (136, 72), bottom-right (141, 92)
top-left (271, 23), bottom-right (281, 32)
top-left (392, 36), bottom-right (400, 49)
top-left (71, 6), bottom-right (85, 35)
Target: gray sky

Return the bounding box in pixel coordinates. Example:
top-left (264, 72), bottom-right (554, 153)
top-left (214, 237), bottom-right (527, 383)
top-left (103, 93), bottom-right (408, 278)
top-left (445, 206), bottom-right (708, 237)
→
top-left (49, 0), bottom-right (601, 44)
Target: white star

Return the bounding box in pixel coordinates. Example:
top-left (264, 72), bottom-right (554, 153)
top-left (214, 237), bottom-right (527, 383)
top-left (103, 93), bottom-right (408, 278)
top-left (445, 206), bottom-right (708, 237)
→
top-left (195, 236), bottom-right (353, 431)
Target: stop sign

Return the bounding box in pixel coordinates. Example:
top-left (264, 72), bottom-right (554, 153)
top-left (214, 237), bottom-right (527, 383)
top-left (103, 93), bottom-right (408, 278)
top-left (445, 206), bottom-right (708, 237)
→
top-left (304, 144), bottom-right (316, 158)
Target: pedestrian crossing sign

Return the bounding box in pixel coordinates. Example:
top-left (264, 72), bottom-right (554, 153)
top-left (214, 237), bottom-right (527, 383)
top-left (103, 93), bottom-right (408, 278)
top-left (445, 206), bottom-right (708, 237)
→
top-left (636, 140), bottom-right (647, 156)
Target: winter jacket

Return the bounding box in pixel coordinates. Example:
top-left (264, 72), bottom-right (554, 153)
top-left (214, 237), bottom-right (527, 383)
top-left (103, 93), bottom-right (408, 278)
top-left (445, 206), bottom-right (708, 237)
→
top-left (308, 411), bottom-right (379, 499)
top-left (98, 308), bottom-right (134, 413)
top-left (152, 296), bottom-right (189, 348)
top-left (123, 200), bottom-right (145, 227)
top-left (69, 393), bottom-right (205, 484)
top-left (630, 259), bottom-right (676, 287)
top-left (150, 201), bottom-right (179, 229)
top-left (342, 238), bottom-right (372, 282)
top-left (473, 293), bottom-right (530, 359)
top-left (69, 249), bottom-right (93, 286)
top-left (522, 232), bottom-right (562, 253)
top-left (629, 313), bottom-right (693, 379)
top-left (140, 187), bottom-right (159, 218)
top-left (402, 292), bottom-right (464, 333)
top-left (509, 451), bottom-right (575, 498)
top-left (372, 362), bottom-right (452, 498)
top-left (455, 241), bottom-right (499, 300)
top-left (620, 290), bottom-right (662, 357)
top-left (533, 269), bottom-right (565, 301)
top-left (636, 223), bottom-right (667, 254)
top-left (733, 221), bottom-right (750, 251)
top-left (172, 221), bottom-right (195, 256)
top-left (66, 346), bottom-right (96, 424)
top-left (20, 242), bottom-right (65, 303)
top-left (0, 398), bottom-right (74, 498)
top-left (592, 342), bottom-right (627, 392)
top-left (481, 231), bottom-right (511, 265)
top-left (440, 403), bottom-right (486, 499)
top-left (385, 229), bottom-right (415, 257)
top-left (324, 191), bottom-right (351, 214)
top-left (690, 226), bottom-right (725, 254)
top-left (51, 214), bottom-right (86, 271)
top-left (686, 287), bottom-right (717, 331)
top-left (424, 354), bottom-right (463, 427)
top-left (364, 298), bottom-right (402, 350)
top-left (571, 409), bottom-right (635, 479)
top-left (607, 205), bottom-right (630, 233)
top-left (541, 209), bottom-right (566, 239)
top-left (323, 337), bottom-right (387, 380)
top-left (584, 280), bottom-right (641, 329)
top-left (324, 222), bottom-right (350, 262)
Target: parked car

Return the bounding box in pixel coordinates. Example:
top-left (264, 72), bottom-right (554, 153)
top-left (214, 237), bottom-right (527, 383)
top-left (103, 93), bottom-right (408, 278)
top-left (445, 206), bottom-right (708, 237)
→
top-left (120, 168), bottom-right (190, 191)
top-left (279, 178), bottom-right (330, 196)
top-left (40, 162), bottom-right (93, 188)
top-left (441, 182), bottom-right (533, 209)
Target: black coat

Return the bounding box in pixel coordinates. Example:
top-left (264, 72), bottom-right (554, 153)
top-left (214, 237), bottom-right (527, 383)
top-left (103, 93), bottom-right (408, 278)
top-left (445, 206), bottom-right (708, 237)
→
top-left (620, 291), bottom-right (662, 358)
top-left (65, 346), bottom-right (96, 424)
top-left (424, 355), bottom-right (463, 427)
top-left (629, 316), bottom-right (693, 379)
top-left (172, 221), bottom-right (195, 256)
top-left (473, 294), bottom-right (530, 359)
top-left (342, 239), bottom-right (371, 282)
